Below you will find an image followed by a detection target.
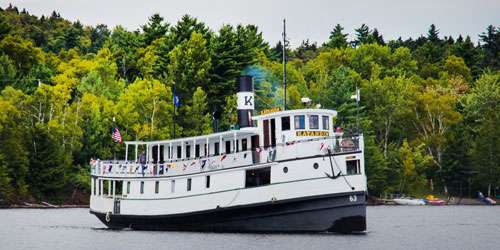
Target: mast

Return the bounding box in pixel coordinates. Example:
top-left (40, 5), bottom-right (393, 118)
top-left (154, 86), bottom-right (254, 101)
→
top-left (283, 19), bottom-right (287, 111)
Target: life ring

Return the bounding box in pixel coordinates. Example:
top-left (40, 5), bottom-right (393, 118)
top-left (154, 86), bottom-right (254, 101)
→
top-left (105, 211), bottom-right (111, 222)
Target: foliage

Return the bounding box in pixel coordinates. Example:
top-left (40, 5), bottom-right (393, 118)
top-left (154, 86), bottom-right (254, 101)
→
top-left (0, 7), bottom-right (498, 202)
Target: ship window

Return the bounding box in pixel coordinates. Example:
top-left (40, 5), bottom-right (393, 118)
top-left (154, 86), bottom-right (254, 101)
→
top-left (214, 142), bottom-right (220, 155)
top-left (294, 115), bottom-right (305, 129)
top-left (242, 138), bottom-right (248, 151)
top-left (177, 146), bottom-right (182, 159)
top-left (187, 178), bottom-right (192, 191)
top-left (126, 181), bottom-right (130, 194)
top-left (225, 141), bottom-right (231, 154)
top-left (206, 175), bottom-right (210, 188)
top-left (322, 116), bottom-right (330, 130)
top-left (236, 140), bottom-right (240, 152)
top-left (171, 180), bottom-right (175, 193)
top-left (245, 167), bottom-right (271, 188)
top-left (93, 178), bottom-right (96, 195)
top-left (195, 144), bottom-right (200, 157)
top-left (346, 160), bottom-right (360, 175)
top-left (309, 115), bottom-right (319, 129)
top-left (98, 180), bottom-right (101, 196)
top-left (140, 181), bottom-right (144, 194)
top-left (155, 181), bottom-right (159, 194)
top-left (186, 145), bottom-right (191, 158)
top-left (281, 116), bottom-right (290, 131)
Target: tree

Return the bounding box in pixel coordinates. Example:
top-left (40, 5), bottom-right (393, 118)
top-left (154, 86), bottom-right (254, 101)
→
top-left (209, 25), bottom-right (240, 112)
top-left (372, 28), bottom-right (385, 45)
top-left (443, 55), bottom-right (472, 81)
top-left (353, 24), bottom-right (371, 47)
top-left (89, 24), bottom-right (110, 53)
top-left (115, 78), bottom-right (174, 141)
top-left (325, 24), bottom-right (348, 49)
top-left (77, 48), bottom-right (125, 99)
top-left (168, 32), bottom-right (211, 100)
top-left (219, 94), bottom-right (238, 131)
top-left (142, 14), bottom-right (169, 45)
top-left (363, 76), bottom-right (413, 158)
top-left (479, 25), bottom-right (500, 70)
top-left (183, 87), bottom-right (212, 136)
top-left (412, 85), bottom-right (462, 193)
top-left (463, 73), bottom-right (500, 195)
top-left (170, 15), bottom-right (210, 45)
top-left (295, 39), bottom-right (318, 62)
top-left (0, 54), bottom-right (17, 91)
top-left (106, 26), bottom-right (143, 82)
top-left (0, 35), bottom-right (43, 76)
top-left (427, 24), bottom-right (440, 44)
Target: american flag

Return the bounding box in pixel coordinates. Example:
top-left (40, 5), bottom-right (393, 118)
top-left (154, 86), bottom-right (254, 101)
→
top-left (112, 127), bottom-right (122, 143)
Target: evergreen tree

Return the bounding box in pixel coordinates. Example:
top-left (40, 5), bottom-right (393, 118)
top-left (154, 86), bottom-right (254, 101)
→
top-left (427, 24), bottom-right (440, 43)
top-left (141, 14), bottom-right (170, 45)
top-left (270, 41), bottom-right (283, 61)
top-left (372, 28), bottom-right (385, 45)
top-left (209, 25), bottom-right (240, 112)
top-left (325, 24), bottom-right (348, 49)
top-left (170, 15), bottom-right (210, 45)
top-left (479, 25), bottom-right (500, 70)
top-left (353, 24), bottom-right (371, 47)
top-left (89, 24), bottom-right (110, 53)
top-left (295, 39), bottom-right (318, 62)
top-left (167, 32), bottom-right (211, 100)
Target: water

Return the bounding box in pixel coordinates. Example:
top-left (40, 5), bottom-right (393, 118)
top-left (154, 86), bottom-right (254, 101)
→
top-left (1, 206), bottom-right (499, 250)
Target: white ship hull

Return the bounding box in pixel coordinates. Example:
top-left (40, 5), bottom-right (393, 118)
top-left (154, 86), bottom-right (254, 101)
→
top-left (90, 107), bottom-right (368, 233)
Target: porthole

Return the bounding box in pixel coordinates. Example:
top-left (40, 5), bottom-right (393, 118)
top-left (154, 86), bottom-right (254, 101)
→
top-left (313, 163), bottom-right (319, 169)
top-left (283, 167), bottom-right (288, 173)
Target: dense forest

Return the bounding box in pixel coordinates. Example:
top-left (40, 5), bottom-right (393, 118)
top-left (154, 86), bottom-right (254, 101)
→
top-left (0, 5), bottom-right (499, 204)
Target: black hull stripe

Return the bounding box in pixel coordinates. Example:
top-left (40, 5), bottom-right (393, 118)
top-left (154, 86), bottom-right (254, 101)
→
top-left (92, 151), bottom-right (362, 180)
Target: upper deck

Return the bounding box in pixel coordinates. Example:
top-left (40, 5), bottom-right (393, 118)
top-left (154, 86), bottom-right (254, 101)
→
top-left (91, 109), bottom-right (362, 178)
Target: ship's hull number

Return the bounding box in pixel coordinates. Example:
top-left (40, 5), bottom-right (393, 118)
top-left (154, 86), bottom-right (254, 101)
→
top-left (349, 195), bottom-right (357, 202)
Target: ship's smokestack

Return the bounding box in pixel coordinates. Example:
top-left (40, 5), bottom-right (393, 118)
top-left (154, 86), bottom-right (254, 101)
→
top-left (237, 75), bottom-right (254, 128)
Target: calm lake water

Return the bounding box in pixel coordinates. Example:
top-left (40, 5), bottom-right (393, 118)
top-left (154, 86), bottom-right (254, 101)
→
top-left (1, 206), bottom-right (499, 250)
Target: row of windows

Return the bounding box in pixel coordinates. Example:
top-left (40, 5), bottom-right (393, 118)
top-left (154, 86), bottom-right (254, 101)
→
top-left (281, 115), bottom-right (330, 131)
top-left (172, 139), bottom-right (249, 159)
top-left (134, 175), bottom-right (211, 195)
top-left (93, 160), bottom-right (360, 196)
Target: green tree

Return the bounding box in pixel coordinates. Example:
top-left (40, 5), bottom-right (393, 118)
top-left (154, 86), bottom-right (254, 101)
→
top-left (168, 32), bottom-right (211, 100)
top-left (325, 24), bottom-right (348, 49)
top-left (183, 87), bottom-right (213, 136)
top-left (479, 25), bottom-right (500, 70)
top-left (116, 78), bottom-right (174, 141)
top-left (142, 14), bottom-right (170, 45)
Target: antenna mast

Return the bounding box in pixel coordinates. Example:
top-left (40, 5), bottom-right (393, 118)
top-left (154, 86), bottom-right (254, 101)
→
top-left (283, 19), bottom-right (287, 111)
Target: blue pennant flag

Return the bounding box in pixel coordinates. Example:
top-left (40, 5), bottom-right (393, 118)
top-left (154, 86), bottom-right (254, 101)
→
top-left (173, 93), bottom-right (180, 108)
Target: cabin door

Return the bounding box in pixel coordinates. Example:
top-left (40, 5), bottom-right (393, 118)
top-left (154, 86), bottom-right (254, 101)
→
top-left (263, 119), bottom-right (270, 148)
top-left (113, 199), bottom-right (120, 214)
top-left (270, 118), bottom-right (276, 147)
top-left (251, 135), bottom-right (260, 164)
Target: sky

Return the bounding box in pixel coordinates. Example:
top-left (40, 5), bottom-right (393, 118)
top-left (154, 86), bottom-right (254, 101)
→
top-left (2, 0), bottom-right (499, 47)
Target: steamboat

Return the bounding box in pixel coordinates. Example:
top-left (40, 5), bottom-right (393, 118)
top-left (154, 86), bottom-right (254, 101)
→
top-left (90, 76), bottom-right (367, 233)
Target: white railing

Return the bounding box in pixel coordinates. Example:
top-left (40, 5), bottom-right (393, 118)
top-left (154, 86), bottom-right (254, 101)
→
top-left (91, 133), bottom-right (362, 178)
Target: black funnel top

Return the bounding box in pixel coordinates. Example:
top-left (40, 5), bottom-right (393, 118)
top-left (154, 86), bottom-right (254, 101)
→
top-left (238, 75), bottom-right (253, 92)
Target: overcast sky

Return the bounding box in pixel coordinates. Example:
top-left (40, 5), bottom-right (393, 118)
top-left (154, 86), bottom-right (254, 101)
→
top-left (2, 0), bottom-right (499, 47)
